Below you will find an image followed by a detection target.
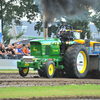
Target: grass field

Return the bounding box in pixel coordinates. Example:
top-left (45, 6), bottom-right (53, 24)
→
top-left (0, 84), bottom-right (100, 99)
top-left (0, 69), bottom-right (37, 73)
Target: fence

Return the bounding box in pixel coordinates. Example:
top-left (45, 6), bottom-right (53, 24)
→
top-left (0, 59), bottom-right (20, 69)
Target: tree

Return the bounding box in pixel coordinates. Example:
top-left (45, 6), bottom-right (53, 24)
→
top-left (34, 21), bottom-right (43, 35)
top-left (92, 16), bottom-right (100, 33)
top-left (0, 0), bottom-right (39, 43)
top-left (2, 26), bottom-right (13, 44)
top-left (1, 0), bottom-right (39, 26)
top-left (92, 1), bottom-right (100, 33)
top-left (2, 25), bottom-right (25, 44)
top-left (66, 18), bottom-right (91, 39)
top-left (34, 14), bottom-right (91, 38)
top-left (48, 25), bottom-right (58, 37)
top-left (16, 29), bottom-right (24, 39)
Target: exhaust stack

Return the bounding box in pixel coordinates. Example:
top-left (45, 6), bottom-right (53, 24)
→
top-left (43, 15), bottom-right (48, 40)
top-left (44, 21), bottom-right (48, 40)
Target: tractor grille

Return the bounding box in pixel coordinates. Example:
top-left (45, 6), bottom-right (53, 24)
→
top-left (45, 45), bottom-right (50, 55)
top-left (23, 56), bottom-right (34, 63)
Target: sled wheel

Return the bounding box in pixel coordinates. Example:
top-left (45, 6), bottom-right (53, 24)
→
top-left (45, 61), bottom-right (55, 78)
top-left (19, 67), bottom-right (29, 77)
top-left (64, 44), bottom-right (89, 78)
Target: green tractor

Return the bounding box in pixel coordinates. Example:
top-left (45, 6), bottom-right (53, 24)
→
top-left (17, 25), bottom-right (97, 78)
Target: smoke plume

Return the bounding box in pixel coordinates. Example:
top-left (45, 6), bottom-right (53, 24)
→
top-left (40, 0), bottom-right (97, 23)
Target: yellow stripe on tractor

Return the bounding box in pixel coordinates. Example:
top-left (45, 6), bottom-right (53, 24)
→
top-left (66, 30), bottom-right (82, 32)
top-left (74, 39), bottom-right (100, 48)
top-left (74, 39), bottom-right (85, 44)
top-left (72, 29), bottom-right (100, 48)
top-left (90, 41), bottom-right (100, 47)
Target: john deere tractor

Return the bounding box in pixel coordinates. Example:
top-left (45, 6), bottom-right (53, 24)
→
top-left (17, 25), bottom-right (100, 78)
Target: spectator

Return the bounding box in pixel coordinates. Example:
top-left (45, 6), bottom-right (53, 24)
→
top-left (20, 43), bottom-right (23, 48)
top-left (28, 43), bottom-right (31, 56)
top-left (6, 45), bottom-right (12, 54)
top-left (27, 49), bottom-right (30, 56)
top-left (6, 44), bottom-right (13, 59)
top-left (23, 45), bottom-right (28, 56)
top-left (13, 44), bottom-right (17, 49)
top-left (1, 45), bottom-right (8, 59)
top-left (17, 40), bottom-right (21, 44)
top-left (28, 43), bottom-right (30, 49)
top-left (0, 42), bottom-right (31, 59)
top-left (17, 44), bottom-right (23, 54)
top-left (20, 44), bottom-right (23, 53)
top-left (0, 43), bottom-right (2, 57)
top-left (0, 43), bottom-right (3, 53)
top-left (13, 45), bottom-right (18, 55)
top-left (17, 44), bottom-right (23, 59)
top-left (6, 44), bottom-right (12, 59)
top-left (11, 44), bottom-right (15, 55)
top-left (11, 44), bottom-right (17, 59)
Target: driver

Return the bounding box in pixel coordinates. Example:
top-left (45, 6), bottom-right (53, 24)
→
top-left (57, 28), bottom-right (66, 54)
top-left (57, 28), bottom-right (66, 40)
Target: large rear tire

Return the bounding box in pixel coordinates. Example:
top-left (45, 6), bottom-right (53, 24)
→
top-left (64, 44), bottom-right (89, 78)
top-left (19, 67), bottom-right (29, 77)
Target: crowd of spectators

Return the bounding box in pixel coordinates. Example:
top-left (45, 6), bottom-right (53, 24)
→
top-left (0, 40), bottom-right (30, 59)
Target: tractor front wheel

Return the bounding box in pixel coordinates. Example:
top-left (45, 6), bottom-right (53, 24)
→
top-left (64, 44), bottom-right (89, 78)
top-left (38, 68), bottom-right (45, 77)
top-left (54, 69), bottom-right (64, 78)
top-left (19, 67), bottom-right (29, 77)
top-left (45, 61), bottom-right (55, 78)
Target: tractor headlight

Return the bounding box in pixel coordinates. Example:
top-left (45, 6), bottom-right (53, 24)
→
top-left (33, 58), bottom-right (35, 61)
top-left (66, 42), bottom-right (70, 44)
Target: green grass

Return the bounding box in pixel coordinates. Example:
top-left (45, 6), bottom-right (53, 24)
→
top-left (0, 84), bottom-right (100, 99)
top-left (0, 69), bottom-right (37, 73)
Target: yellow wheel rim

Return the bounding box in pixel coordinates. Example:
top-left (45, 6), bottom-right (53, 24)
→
top-left (77, 51), bottom-right (87, 74)
top-left (23, 67), bottom-right (28, 74)
top-left (48, 64), bottom-right (54, 75)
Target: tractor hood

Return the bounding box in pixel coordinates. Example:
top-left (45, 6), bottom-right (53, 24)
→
top-left (30, 38), bottom-right (61, 57)
top-left (30, 38), bottom-right (61, 45)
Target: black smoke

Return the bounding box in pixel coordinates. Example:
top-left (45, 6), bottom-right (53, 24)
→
top-left (40, 0), bottom-right (97, 23)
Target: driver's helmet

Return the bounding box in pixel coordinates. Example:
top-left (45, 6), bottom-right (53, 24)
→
top-left (60, 28), bottom-right (66, 33)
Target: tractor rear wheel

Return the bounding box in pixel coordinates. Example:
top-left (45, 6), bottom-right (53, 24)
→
top-left (45, 61), bottom-right (55, 78)
top-left (64, 44), bottom-right (89, 78)
top-left (19, 67), bottom-right (29, 77)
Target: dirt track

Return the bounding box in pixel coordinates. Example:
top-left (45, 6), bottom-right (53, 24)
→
top-left (0, 71), bottom-right (100, 88)
top-left (0, 72), bottom-right (100, 100)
